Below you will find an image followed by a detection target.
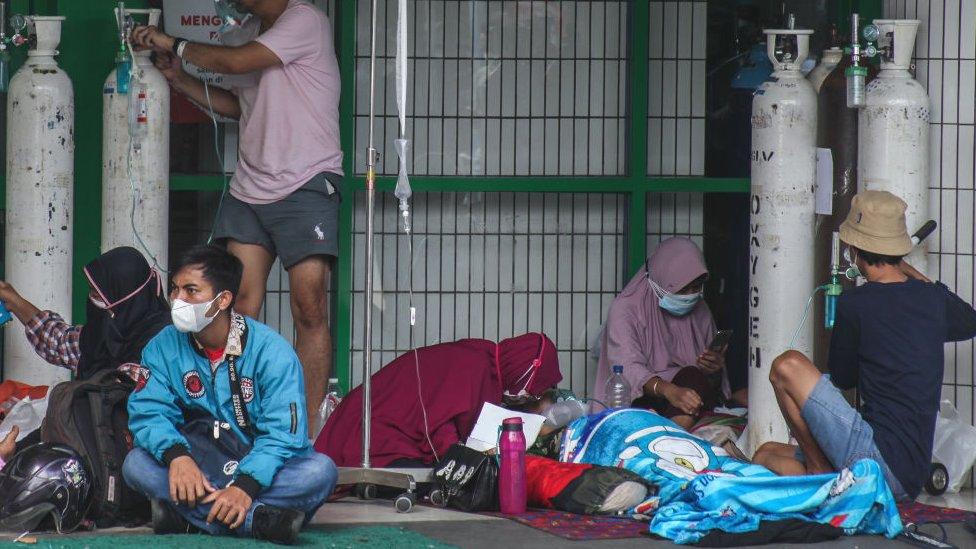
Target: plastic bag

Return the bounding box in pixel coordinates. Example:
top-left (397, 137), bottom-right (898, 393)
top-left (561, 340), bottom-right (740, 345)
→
top-left (931, 399), bottom-right (976, 493)
top-left (0, 395), bottom-right (48, 442)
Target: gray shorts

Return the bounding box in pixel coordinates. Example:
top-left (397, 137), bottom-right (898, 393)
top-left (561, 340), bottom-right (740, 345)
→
top-left (795, 374), bottom-right (908, 500)
top-left (213, 172), bottom-right (341, 268)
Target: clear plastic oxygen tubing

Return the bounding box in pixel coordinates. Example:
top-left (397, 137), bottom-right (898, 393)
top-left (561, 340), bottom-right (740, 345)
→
top-left (788, 285), bottom-right (826, 351)
top-left (203, 78), bottom-right (230, 246)
top-left (120, 6), bottom-right (167, 273)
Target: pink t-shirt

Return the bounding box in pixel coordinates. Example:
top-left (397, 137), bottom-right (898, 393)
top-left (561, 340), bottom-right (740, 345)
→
top-left (229, 1), bottom-right (343, 204)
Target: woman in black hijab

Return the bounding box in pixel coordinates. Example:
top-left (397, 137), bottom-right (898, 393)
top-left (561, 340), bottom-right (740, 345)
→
top-left (0, 247), bottom-right (171, 381)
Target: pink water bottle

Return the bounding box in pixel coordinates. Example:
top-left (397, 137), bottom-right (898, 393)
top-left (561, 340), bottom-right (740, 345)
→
top-left (498, 417), bottom-right (527, 514)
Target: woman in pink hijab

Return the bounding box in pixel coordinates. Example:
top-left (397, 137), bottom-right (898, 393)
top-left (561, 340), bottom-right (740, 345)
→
top-left (594, 237), bottom-right (729, 428)
top-left (315, 332), bottom-right (561, 467)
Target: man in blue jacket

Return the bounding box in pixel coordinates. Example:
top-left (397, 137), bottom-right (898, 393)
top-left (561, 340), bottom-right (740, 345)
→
top-left (123, 246), bottom-right (337, 543)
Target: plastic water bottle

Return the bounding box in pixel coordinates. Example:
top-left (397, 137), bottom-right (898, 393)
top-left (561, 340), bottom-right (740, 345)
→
top-left (605, 364), bottom-right (631, 409)
top-left (498, 417), bottom-right (527, 514)
top-left (0, 301), bottom-right (11, 326)
top-left (314, 378), bottom-right (342, 437)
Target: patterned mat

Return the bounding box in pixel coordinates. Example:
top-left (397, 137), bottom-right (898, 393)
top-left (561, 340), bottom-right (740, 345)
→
top-left (486, 501), bottom-right (976, 541)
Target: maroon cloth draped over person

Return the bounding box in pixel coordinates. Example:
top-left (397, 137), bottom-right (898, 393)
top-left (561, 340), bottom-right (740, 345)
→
top-left (314, 333), bottom-right (562, 467)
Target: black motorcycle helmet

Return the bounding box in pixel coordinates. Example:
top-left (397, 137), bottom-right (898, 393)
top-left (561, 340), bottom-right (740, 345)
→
top-left (0, 443), bottom-right (92, 533)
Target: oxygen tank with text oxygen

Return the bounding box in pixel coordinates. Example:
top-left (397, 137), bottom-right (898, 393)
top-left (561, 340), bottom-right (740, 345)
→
top-left (748, 27), bottom-right (817, 454)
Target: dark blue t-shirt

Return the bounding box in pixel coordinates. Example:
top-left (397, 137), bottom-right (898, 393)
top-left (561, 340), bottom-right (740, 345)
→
top-left (828, 279), bottom-right (976, 498)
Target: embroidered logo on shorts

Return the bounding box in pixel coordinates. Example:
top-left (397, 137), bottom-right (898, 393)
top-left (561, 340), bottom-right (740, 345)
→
top-left (223, 460), bottom-right (239, 476)
top-left (134, 367), bottom-right (151, 392)
top-left (241, 377), bottom-right (254, 403)
top-left (182, 371), bottom-right (205, 399)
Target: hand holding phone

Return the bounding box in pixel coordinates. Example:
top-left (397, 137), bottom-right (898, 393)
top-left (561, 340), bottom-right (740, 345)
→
top-left (709, 329), bottom-right (733, 353)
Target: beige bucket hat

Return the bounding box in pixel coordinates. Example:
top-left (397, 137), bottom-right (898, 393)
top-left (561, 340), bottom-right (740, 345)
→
top-left (839, 190), bottom-right (913, 256)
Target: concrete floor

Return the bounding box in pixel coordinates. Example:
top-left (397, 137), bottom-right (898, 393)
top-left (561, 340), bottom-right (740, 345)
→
top-left (5, 492), bottom-right (975, 547)
top-left (312, 498), bottom-right (974, 548)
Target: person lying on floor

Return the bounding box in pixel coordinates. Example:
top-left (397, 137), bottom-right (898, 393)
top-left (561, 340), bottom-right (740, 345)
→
top-left (594, 237), bottom-right (738, 429)
top-left (314, 332), bottom-right (562, 467)
top-left (563, 407), bottom-right (903, 544)
top-left (0, 246), bottom-right (170, 382)
top-left (123, 246), bottom-right (336, 545)
top-left (752, 191), bottom-right (976, 502)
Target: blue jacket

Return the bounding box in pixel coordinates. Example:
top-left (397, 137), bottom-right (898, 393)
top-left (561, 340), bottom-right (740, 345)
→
top-left (128, 314), bottom-right (309, 495)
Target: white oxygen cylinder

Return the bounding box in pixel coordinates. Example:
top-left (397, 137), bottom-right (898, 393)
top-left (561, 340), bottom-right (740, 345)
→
top-left (748, 29), bottom-right (817, 454)
top-left (858, 20), bottom-right (929, 273)
top-left (102, 8), bottom-right (169, 269)
top-left (807, 46), bottom-right (843, 93)
top-left (4, 17), bottom-right (74, 385)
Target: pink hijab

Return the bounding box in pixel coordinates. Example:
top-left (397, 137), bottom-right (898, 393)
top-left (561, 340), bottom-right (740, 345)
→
top-left (594, 237), bottom-right (728, 402)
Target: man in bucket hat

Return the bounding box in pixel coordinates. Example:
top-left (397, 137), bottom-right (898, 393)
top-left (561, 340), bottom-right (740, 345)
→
top-left (753, 191), bottom-right (976, 500)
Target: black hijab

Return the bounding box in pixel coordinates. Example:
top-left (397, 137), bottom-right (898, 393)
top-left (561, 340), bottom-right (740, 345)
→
top-left (76, 247), bottom-right (171, 380)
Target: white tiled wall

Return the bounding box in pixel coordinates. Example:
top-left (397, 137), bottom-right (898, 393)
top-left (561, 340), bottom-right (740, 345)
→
top-left (647, 1), bottom-right (707, 176)
top-left (884, 0), bottom-right (976, 487)
top-left (355, 0), bottom-right (630, 177)
top-left (349, 191), bottom-right (628, 397)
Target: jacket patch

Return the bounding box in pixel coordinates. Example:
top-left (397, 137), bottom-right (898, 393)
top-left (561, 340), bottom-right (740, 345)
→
top-left (223, 460), bottom-right (239, 476)
top-left (182, 371), bottom-right (205, 399)
top-left (241, 377), bottom-right (254, 403)
top-left (134, 367), bottom-right (151, 392)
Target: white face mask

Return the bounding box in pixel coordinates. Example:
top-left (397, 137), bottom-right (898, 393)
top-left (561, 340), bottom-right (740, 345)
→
top-left (89, 295), bottom-right (109, 310)
top-left (171, 293), bottom-right (224, 334)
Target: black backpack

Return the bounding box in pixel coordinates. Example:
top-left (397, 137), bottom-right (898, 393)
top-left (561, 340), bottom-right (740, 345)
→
top-left (40, 369), bottom-right (149, 527)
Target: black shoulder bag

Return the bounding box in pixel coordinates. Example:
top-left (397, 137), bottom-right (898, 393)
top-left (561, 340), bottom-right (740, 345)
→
top-left (431, 444), bottom-right (499, 512)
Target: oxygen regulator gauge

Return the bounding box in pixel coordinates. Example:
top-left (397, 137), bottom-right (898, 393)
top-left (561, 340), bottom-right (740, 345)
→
top-left (861, 24), bottom-right (880, 59)
top-left (0, 13), bottom-right (28, 53)
top-left (862, 24), bottom-right (880, 42)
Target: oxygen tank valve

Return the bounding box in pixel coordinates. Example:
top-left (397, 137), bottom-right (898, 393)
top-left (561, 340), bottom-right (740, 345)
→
top-left (846, 13), bottom-right (869, 108)
top-left (0, 8), bottom-right (28, 92)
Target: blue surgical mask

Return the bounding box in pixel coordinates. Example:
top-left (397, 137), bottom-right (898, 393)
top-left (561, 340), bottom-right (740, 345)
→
top-left (659, 292), bottom-right (702, 316)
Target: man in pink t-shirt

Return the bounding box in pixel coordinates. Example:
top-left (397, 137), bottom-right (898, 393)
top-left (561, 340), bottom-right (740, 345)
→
top-left (132, 0), bottom-right (341, 435)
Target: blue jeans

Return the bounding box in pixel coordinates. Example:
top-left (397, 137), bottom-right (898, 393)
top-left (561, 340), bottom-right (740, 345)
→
top-left (123, 447), bottom-right (337, 537)
top-left (795, 374), bottom-right (909, 501)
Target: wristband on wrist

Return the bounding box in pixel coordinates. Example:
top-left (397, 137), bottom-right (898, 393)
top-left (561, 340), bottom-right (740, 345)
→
top-left (172, 38), bottom-right (188, 58)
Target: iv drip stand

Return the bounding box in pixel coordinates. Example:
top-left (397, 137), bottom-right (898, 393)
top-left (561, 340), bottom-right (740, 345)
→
top-left (335, 0), bottom-right (432, 513)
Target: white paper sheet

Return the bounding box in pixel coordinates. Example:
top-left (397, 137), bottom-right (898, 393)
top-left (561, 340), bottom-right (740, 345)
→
top-left (815, 148), bottom-right (834, 215)
top-left (465, 402), bottom-right (545, 452)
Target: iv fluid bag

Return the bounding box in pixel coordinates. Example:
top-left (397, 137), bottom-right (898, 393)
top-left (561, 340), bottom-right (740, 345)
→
top-left (394, 138), bottom-right (412, 206)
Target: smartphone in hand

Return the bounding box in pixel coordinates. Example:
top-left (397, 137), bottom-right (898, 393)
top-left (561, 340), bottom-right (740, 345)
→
top-left (709, 329), bottom-right (733, 352)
